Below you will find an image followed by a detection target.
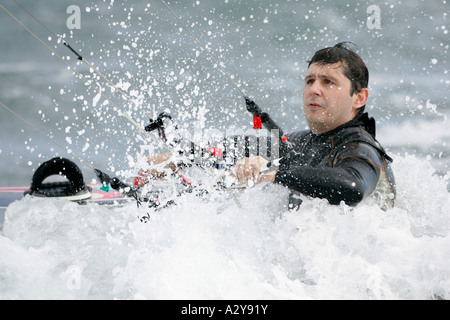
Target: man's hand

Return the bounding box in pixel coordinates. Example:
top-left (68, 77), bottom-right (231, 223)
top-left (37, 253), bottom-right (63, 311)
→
top-left (146, 152), bottom-right (176, 178)
top-left (231, 156), bottom-right (277, 187)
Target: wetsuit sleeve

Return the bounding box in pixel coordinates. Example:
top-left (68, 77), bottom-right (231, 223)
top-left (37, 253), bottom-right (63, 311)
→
top-left (273, 142), bottom-right (382, 206)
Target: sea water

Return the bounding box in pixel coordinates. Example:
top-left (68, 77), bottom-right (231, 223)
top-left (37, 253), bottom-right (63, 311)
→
top-left (1, 154), bottom-right (449, 300)
top-left (0, 0), bottom-right (449, 299)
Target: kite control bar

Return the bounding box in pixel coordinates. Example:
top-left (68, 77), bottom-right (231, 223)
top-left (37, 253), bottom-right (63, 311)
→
top-left (245, 96), bottom-right (286, 136)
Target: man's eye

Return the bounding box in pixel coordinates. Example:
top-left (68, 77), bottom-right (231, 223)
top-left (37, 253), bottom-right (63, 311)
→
top-left (306, 79), bottom-right (314, 85)
top-left (324, 79), bottom-right (333, 85)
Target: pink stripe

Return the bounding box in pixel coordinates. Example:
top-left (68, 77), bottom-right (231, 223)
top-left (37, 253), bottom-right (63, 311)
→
top-left (0, 187), bottom-right (28, 192)
top-left (90, 190), bottom-right (125, 200)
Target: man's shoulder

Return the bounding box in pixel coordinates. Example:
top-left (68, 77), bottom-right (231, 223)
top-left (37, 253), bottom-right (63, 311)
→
top-left (333, 125), bottom-right (393, 163)
top-left (333, 125), bottom-right (378, 147)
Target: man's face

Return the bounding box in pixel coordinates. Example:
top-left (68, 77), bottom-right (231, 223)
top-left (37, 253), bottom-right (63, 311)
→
top-left (302, 62), bottom-right (367, 134)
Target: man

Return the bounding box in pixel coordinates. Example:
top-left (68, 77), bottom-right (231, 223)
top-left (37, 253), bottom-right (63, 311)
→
top-left (143, 42), bottom-right (396, 210)
top-left (233, 42), bottom-right (396, 209)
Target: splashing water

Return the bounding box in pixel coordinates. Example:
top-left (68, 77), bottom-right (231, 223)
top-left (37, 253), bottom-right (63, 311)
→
top-left (1, 154), bottom-right (449, 300)
top-left (0, 0), bottom-right (449, 300)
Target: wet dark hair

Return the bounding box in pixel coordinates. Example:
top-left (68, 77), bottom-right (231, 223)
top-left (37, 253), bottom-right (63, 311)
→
top-left (307, 42), bottom-right (369, 113)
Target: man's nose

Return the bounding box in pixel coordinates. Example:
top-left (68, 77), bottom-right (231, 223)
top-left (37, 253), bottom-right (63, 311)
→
top-left (309, 81), bottom-right (322, 96)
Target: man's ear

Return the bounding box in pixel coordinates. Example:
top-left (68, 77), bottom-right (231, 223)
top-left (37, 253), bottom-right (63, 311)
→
top-left (353, 88), bottom-right (369, 111)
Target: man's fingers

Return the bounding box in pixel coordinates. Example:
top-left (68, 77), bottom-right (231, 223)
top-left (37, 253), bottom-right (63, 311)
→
top-left (231, 156), bottom-right (269, 186)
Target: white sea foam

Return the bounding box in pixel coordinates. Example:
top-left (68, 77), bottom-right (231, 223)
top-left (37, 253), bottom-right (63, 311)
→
top-left (1, 0), bottom-right (449, 301)
top-left (1, 155), bottom-right (449, 300)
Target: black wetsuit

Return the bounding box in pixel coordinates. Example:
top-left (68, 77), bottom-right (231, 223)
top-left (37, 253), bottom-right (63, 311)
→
top-left (273, 113), bottom-right (396, 208)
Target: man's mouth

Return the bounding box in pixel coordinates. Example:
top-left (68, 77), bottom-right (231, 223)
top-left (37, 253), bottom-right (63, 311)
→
top-left (306, 100), bottom-right (324, 110)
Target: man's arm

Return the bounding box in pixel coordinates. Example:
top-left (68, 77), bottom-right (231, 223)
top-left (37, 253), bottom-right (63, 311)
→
top-left (232, 142), bottom-right (382, 206)
top-left (274, 142), bottom-right (383, 205)
top-left (274, 156), bottom-right (379, 206)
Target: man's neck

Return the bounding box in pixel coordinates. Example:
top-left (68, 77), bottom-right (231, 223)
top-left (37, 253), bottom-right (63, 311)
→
top-left (309, 115), bottom-right (361, 136)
